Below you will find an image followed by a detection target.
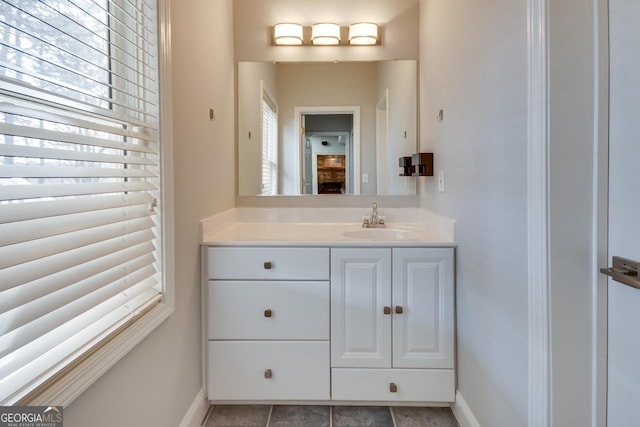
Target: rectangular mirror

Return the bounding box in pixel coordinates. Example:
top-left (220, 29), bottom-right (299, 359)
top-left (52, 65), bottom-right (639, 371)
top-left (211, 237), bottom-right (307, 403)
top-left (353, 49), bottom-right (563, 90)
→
top-left (237, 60), bottom-right (417, 196)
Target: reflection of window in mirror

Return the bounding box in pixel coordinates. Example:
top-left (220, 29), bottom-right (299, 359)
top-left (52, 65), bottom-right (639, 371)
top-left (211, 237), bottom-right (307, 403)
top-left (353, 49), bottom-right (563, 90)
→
top-left (261, 91), bottom-right (278, 195)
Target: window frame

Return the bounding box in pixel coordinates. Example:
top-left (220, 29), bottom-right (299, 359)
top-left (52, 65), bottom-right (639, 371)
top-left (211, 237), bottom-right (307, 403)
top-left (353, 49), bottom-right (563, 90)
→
top-left (2, 0), bottom-right (175, 406)
top-left (261, 86), bottom-right (278, 195)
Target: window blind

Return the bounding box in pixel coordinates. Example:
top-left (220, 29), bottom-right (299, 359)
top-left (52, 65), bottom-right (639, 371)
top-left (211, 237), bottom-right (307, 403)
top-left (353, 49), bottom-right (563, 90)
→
top-left (261, 93), bottom-right (277, 195)
top-left (0, 0), bottom-right (162, 404)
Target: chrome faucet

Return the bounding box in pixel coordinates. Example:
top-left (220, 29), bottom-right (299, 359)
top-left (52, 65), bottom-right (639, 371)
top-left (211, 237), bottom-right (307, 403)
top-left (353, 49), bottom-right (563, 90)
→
top-left (371, 202), bottom-right (379, 225)
top-left (363, 202), bottom-right (386, 228)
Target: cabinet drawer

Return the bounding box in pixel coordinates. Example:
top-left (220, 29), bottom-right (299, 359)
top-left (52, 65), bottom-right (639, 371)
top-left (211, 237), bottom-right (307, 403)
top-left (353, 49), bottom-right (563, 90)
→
top-left (207, 281), bottom-right (329, 340)
top-left (207, 247), bottom-right (329, 280)
top-left (207, 341), bottom-right (330, 401)
top-left (332, 368), bottom-right (455, 402)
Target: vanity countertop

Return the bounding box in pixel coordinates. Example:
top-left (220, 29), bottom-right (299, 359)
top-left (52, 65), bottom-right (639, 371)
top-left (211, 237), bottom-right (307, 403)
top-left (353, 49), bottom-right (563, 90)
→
top-left (200, 208), bottom-right (456, 247)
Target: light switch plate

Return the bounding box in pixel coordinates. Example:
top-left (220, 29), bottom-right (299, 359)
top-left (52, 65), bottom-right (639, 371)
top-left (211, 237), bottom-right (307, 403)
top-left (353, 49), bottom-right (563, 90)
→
top-left (362, 173), bottom-right (369, 184)
top-left (438, 170), bottom-right (445, 192)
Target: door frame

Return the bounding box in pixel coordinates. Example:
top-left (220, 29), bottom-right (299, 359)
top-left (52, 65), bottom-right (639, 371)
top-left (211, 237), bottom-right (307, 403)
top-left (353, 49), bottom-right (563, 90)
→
top-left (526, 0), bottom-right (552, 423)
top-left (293, 106), bottom-right (361, 195)
top-left (527, 0), bottom-right (609, 426)
top-left (592, 1), bottom-right (610, 426)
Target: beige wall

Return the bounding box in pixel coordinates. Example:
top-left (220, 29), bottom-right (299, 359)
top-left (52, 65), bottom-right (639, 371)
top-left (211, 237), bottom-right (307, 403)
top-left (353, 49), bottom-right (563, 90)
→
top-left (418, 0), bottom-right (529, 425)
top-left (420, 0), bottom-right (605, 425)
top-left (63, 0), bottom-right (236, 426)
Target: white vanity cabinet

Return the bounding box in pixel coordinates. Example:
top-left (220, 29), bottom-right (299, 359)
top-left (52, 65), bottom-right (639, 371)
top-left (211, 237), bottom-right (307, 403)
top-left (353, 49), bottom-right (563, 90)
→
top-left (330, 247), bottom-right (455, 402)
top-left (205, 247), bottom-right (331, 401)
top-left (204, 244), bottom-right (455, 404)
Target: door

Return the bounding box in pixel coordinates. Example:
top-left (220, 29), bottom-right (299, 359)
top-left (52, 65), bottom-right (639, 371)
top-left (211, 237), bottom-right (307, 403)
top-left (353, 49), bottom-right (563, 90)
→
top-left (392, 248), bottom-right (455, 369)
top-left (330, 248), bottom-right (391, 368)
top-left (606, 0), bottom-right (640, 425)
top-left (303, 138), bottom-right (312, 194)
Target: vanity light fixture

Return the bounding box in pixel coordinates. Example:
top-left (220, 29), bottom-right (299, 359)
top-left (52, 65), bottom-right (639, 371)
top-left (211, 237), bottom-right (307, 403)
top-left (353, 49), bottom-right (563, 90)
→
top-left (349, 22), bottom-right (379, 45)
top-left (311, 23), bottom-right (341, 45)
top-left (271, 22), bottom-right (381, 46)
top-left (273, 23), bottom-right (304, 45)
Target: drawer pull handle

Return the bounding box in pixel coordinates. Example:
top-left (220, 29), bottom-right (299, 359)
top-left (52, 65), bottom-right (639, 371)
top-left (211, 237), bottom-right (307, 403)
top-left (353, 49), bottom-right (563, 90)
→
top-left (264, 262), bottom-right (272, 270)
top-left (395, 306), bottom-right (404, 314)
top-left (390, 382), bottom-right (398, 393)
top-left (264, 309), bottom-right (272, 318)
top-left (264, 369), bottom-right (273, 379)
top-left (383, 306), bottom-right (391, 315)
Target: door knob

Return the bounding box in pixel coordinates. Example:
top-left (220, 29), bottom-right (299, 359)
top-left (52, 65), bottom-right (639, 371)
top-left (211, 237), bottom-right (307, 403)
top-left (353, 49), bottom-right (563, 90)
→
top-left (264, 369), bottom-right (273, 379)
top-left (383, 306), bottom-right (391, 315)
top-left (389, 383), bottom-right (398, 393)
top-left (264, 309), bottom-right (272, 318)
top-left (600, 256), bottom-right (640, 289)
top-left (395, 306), bottom-right (404, 314)
top-left (264, 262), bottom-right (272, 270)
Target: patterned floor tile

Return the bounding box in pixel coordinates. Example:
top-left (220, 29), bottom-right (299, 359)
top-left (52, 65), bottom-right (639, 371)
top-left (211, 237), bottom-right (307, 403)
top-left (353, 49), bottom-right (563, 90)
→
top-left (268, 405), bottom-right (329, 427)
top-left (392, 407), bottom-right (459, 427)
top-left (332, 406), bottom-right (394, 427)
top-left (204, 405), bottom-right (271, 427)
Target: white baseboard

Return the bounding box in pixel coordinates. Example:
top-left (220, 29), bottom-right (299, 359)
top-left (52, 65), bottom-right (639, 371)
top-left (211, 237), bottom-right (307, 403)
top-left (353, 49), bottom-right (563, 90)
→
top-left (451, 390), bottom-right (482, 427)
top-left (179, 388), bottom-right (209, 427)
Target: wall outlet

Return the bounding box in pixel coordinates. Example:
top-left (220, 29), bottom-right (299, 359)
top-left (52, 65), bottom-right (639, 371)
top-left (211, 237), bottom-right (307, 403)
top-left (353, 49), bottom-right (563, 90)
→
top-left (438, 170), bottom-right (445, 192)
top-left (362, 173), bottom-right (369, 184)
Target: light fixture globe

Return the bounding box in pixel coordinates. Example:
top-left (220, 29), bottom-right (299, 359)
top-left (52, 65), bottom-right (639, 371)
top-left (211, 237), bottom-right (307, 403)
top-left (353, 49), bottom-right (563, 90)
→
top-left (349, 22), bottom-right (379, 45)
top-left (273, 23), bottom-right (303, 45)
top-left (311, 23), bottom-right (340, 45)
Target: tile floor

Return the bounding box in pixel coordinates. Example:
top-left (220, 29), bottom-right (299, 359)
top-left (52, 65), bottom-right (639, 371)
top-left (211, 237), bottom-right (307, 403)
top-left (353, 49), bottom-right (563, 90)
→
top-left (203, 405), bottom-right (459, 427)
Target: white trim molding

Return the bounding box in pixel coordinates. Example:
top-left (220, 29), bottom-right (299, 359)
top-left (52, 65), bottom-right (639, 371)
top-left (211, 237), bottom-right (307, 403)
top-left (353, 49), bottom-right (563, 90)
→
top-left (158, 0), bottom-right (176, 315)
top-left (179, 388), bottom-right (209, 427)
top-left (527, 0), bottom-right (551, 426)
top-left (591, 0), bottom-right (609, 425)
top-left (451, 391), bottom-right (482, 427)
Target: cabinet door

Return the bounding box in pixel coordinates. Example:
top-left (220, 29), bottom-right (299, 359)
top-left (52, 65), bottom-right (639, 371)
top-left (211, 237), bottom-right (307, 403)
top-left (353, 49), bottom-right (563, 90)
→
top-left (331, 248), bottom-right (392, 368)
top-left (392, 248), bottom-right (454, 369)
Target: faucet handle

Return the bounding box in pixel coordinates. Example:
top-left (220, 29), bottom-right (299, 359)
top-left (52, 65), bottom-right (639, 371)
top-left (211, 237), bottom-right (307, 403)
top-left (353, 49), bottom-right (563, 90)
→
top-left (378, 216), bottom-right (385, 225)
top-left (362, 216), bottom-right (370, 228)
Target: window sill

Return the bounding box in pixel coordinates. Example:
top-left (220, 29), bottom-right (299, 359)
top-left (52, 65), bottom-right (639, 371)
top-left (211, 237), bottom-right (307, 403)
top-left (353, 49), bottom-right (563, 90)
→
top-left (23, 302), bottom-right (174, 407)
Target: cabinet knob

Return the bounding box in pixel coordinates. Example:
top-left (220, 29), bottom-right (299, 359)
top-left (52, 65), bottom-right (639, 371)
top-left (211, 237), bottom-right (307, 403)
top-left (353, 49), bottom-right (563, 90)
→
top-left (264, 309), bottom-right (272, 318)
top-left (395, 306), bottom-right (404, 314)
top-left (383, 306), bottom-right (391, 315)
top-left (389, 382), bottom-right (398, 393)
top-left (264, 262), bottom-right (272, 270)
top-left (264, 369), bottom-right (273, 379)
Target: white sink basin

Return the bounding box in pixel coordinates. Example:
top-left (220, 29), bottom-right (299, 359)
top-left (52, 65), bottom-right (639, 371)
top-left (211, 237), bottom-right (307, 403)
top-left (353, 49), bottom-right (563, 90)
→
top-left (342, 228), bottom-right (420, 241)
